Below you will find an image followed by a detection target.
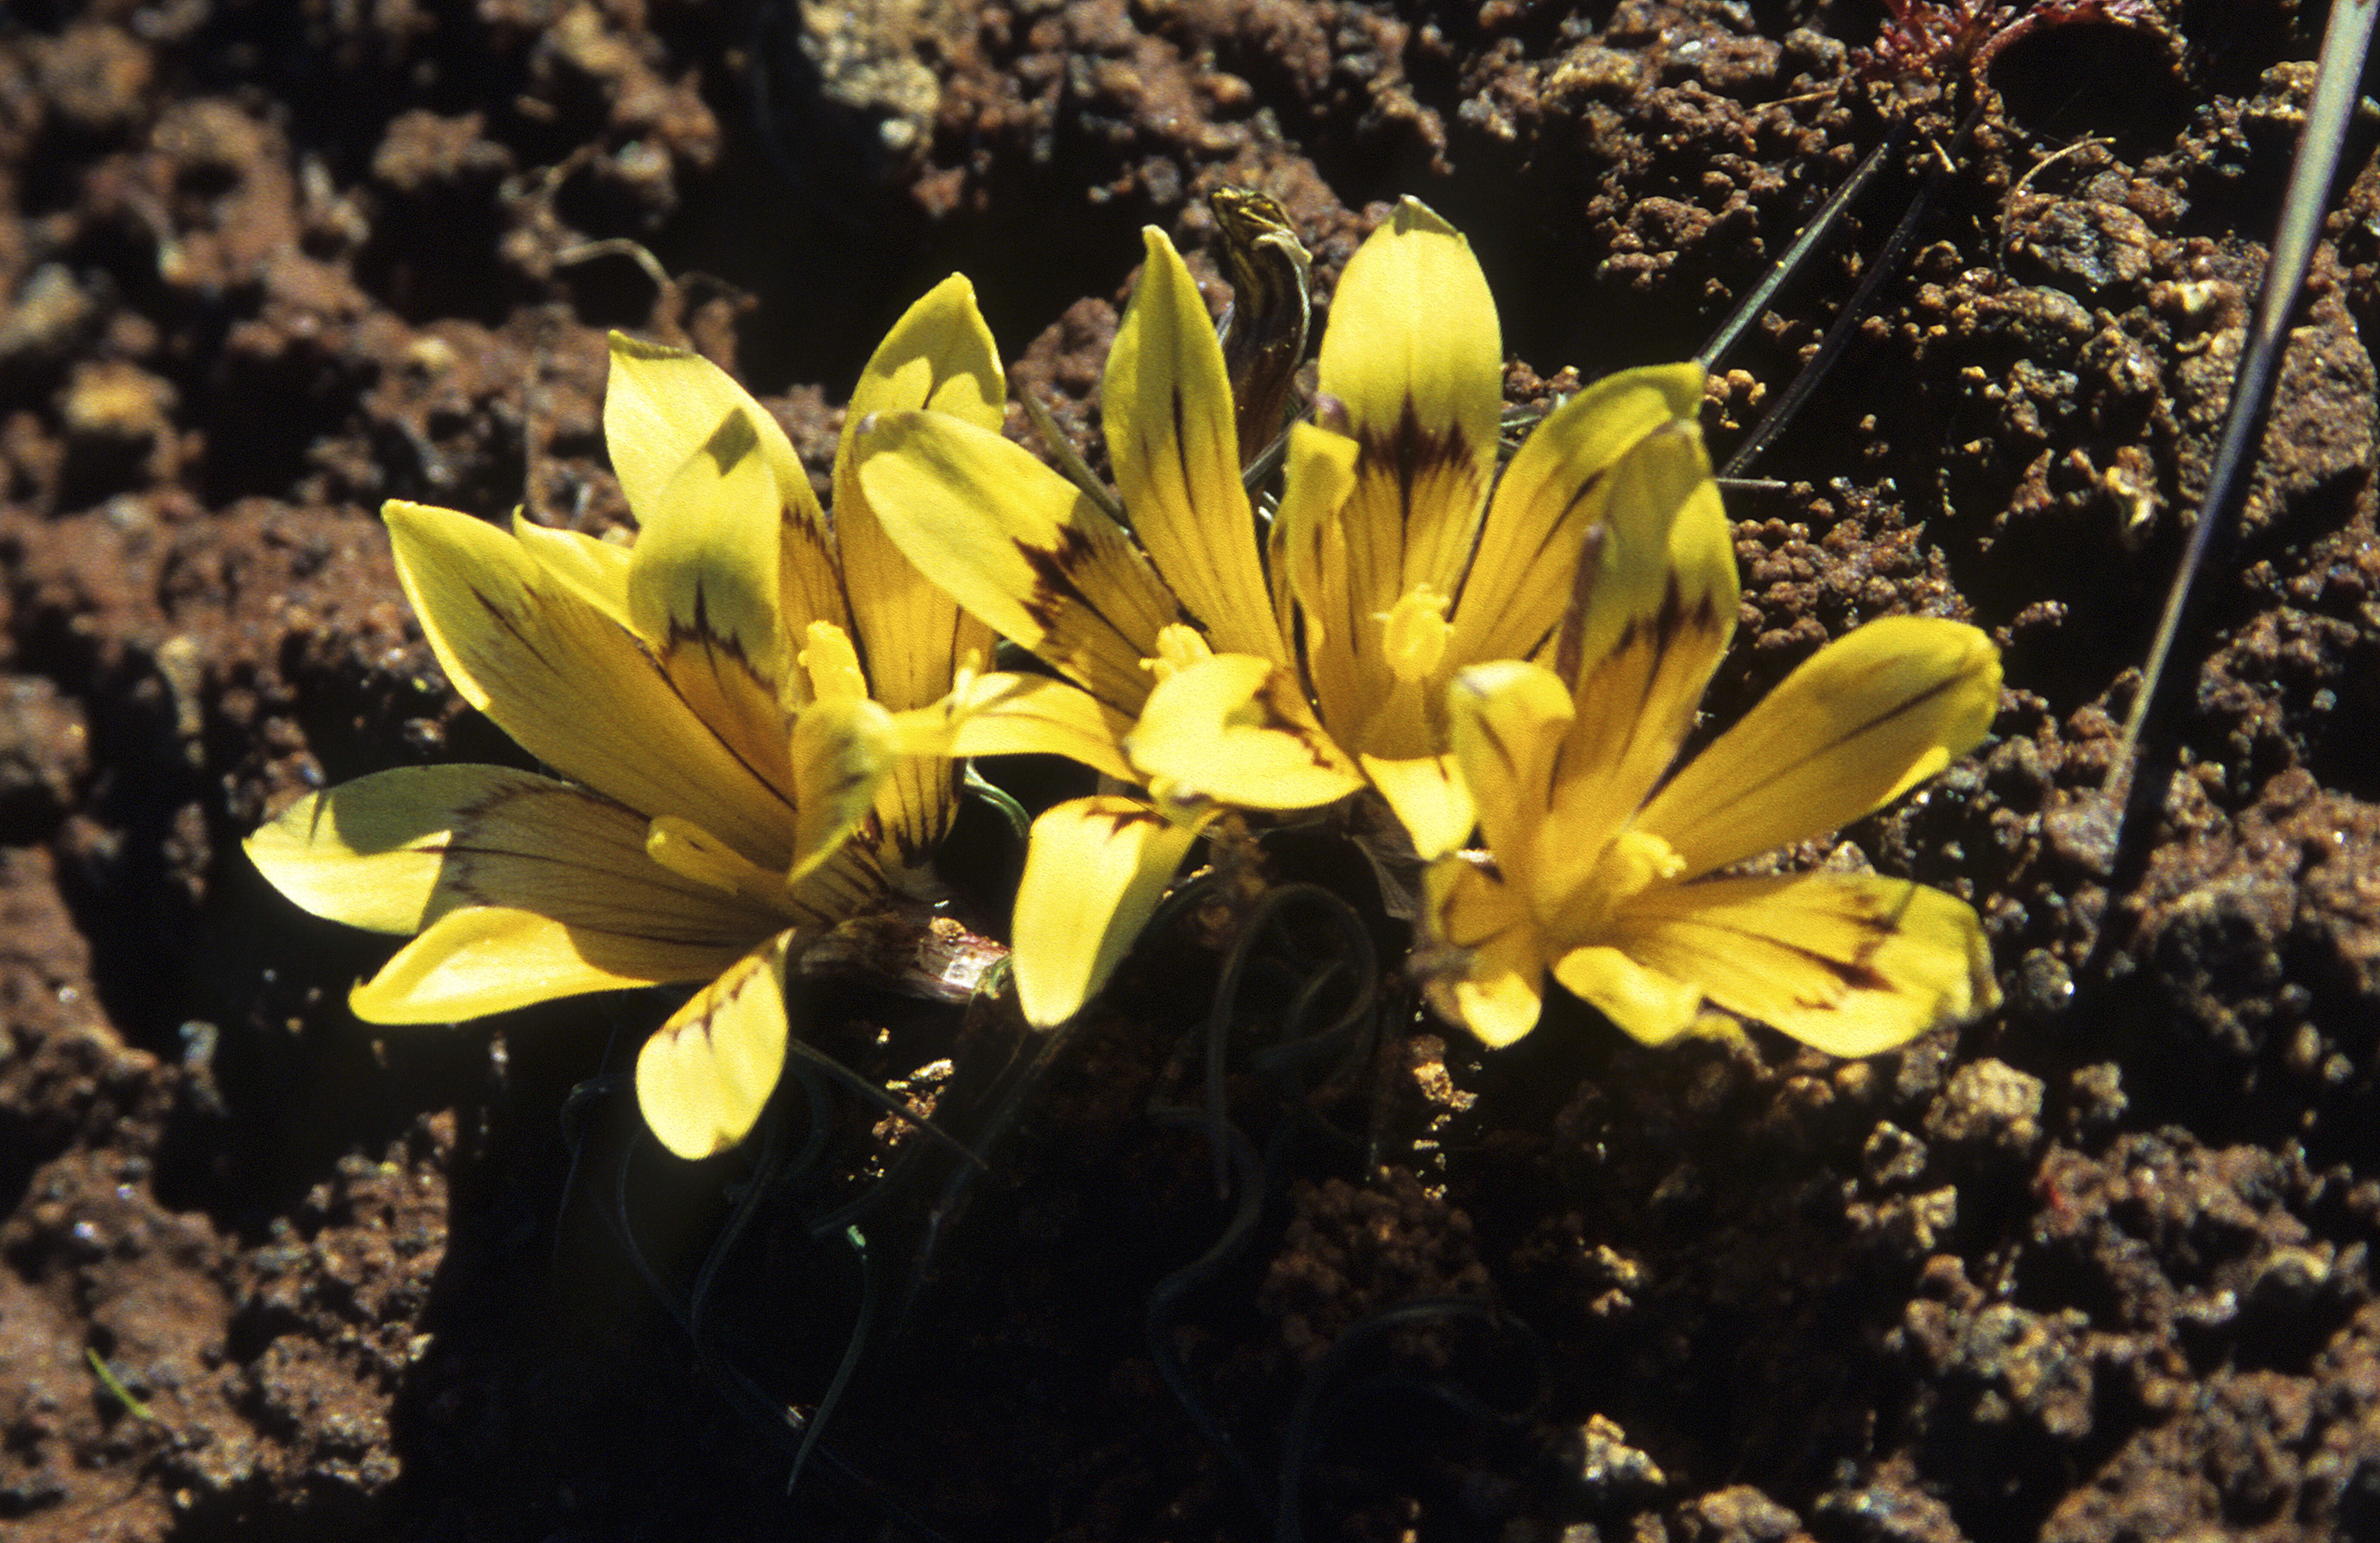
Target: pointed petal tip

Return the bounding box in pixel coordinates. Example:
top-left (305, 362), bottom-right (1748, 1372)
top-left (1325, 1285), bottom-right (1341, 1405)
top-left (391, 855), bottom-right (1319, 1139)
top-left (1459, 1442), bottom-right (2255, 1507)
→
top-left (1390, 196), bottom-right (1458, 236)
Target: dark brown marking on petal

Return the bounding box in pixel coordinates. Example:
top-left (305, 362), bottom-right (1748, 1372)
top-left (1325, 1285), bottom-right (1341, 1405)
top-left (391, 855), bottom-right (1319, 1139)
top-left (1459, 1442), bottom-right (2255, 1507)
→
top-left (1704, 651), bottom-right (1982, 815)
top-left (1355, 398), bottom-right (1480, 530)
top-left (1586, 571), bottom-right (1728, 789)
top-left (464, 580), bottom-right (565, 675)
top-left (1552, 522), bottom-right (1609, 682)
top-left (1678, 881), bottom-right (1905, 1009)
top-left (1013, 522), bottom-right (1198, 702)
top-left (1090, 805), bottom-right (1167, 841)
top-left (661, 579), bottom-right (781, 701)
top-left (1249, 670), bottom-right (1348, 776)
top-left (1014, 521), bottom-right (1105, 634)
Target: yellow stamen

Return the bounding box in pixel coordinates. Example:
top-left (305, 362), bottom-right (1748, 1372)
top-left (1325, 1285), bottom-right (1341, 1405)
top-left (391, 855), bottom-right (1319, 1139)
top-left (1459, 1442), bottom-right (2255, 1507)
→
top-left (801, 620), bottom-right (868, 701)
top-left (1563, 827), bottom-right (1685, 936)
top-left (1141, 623), bottom-right (1214, 684)
top-left (1378, 584), bottom-right (1451, 684)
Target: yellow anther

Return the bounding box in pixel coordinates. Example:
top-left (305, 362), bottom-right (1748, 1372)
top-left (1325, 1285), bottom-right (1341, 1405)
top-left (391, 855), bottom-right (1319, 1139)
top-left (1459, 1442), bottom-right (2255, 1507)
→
top-left (1602, 828), bottom-right (1686, 900)
top-left (1140, 623), bottom-right (1213, 684)
top-left (1377, 585), bottom-right (1452, 683)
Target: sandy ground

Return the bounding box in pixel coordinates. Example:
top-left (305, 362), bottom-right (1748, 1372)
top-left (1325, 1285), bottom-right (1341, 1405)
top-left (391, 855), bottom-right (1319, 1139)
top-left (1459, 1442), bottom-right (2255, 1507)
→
top-left (4, 0), bottom-right (2380, 1538)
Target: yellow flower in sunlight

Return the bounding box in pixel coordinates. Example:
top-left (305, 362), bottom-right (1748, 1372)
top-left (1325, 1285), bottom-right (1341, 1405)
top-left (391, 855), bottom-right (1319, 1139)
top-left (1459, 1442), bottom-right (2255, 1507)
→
top-left (245, 281), bottom-right (1004, 1159)
top-left (853, 197), bottom-right (1686, 1028)
top-left (1419, 397), bottom-right (2004, 1056)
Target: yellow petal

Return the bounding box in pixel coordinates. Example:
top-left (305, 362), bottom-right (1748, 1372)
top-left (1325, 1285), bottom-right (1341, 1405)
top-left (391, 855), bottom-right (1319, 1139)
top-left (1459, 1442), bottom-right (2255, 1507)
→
top-left (1010, 796), bottom-right (1205, 1028)
top-left (1550, 943), bottom-right (1707, 1046)
top-left (1104, 228), bottom-right (1283, 664)
top-left (893, 671), bottom-right (1137, 782)
top-left (635, 934), bottom-right (792, 1158)
top-left (1608, 873), bottom-right (1999, 1057)
top-left (1125, 652), bottom-right (1362, 811)
top-left (384, 499), bottom-right (801, 870)
top-left (626, 405), bottom-right (801, 790)
top-left (1361, 753), bottom-right (1477, 861)
top-left (829, 277), bottom-right (1006, 866)
top-left (603, 333), bottom-right (848, 653)
top-left (1316, 198), bottom-right (1502, 610)
top-left (854, 409), bottom-right (1188, 717)
top-left (1541, 422), bottom-right (1737, 891)
top-left (350, 904), bottom-right (743, 1023)
top-left (605, 334), bottom-right (816, 527)
top-left (1444, 659), bottom-right (1573, 881)
top-left (789, 693), bottom-right (896, 883)
top-left (1639, 617), bottom-right (2003, 880)
top-left (510, 517), bottom-right (634, 630)
top-left (247, 766), bottom-right (500, 934)
top-left (838, 274), bottom-right (1006, 444)
top-left (1448, 363), bottom-right (1707, 672)
top-left (785, 839), bottom-right (891, 925)
top-left (249, 765), bottom-right (778, 943)
top-left (1420, 853), bottom-right (1547, 1047)
top-left (1268, 418), bottom-right (1358, 661)
top-left (645, 814), bottom-right (794, 915)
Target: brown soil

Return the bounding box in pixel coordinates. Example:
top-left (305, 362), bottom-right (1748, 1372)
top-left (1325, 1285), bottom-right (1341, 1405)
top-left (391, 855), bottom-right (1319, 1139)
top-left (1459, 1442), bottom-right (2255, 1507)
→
top-left (5, 0), bottom-right (2379, 1540)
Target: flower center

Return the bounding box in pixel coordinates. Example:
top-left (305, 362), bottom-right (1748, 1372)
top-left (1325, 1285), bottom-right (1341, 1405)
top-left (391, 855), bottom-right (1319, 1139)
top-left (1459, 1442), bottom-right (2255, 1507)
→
top-left (1377, 584), bottom-right (1450, 684)
top-left (1562, 826), bottom-right (1686, 938)
top-left (1142, 623), bottom-right (1213, 684)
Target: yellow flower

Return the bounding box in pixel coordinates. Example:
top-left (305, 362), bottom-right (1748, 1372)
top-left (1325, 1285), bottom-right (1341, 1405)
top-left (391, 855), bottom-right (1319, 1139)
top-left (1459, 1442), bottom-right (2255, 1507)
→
top-left (1419, 396), bottom-right (2004, 1055)
top-left (245, 280), bottom-right (1003, 1158)
top-left (854, 198), bottom-right (1678, 1028)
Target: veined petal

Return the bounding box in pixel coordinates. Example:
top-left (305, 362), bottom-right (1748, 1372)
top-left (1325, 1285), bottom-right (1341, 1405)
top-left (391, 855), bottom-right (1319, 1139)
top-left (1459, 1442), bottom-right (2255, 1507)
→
top-left (1421, 853), bottom-right (1548, 1048)
top-left (1011, 796), bottom-right (1206, 1028)
top-left (1639, 617), bottom-right (2002, 881)
top-left (1541, 424), bottom-right (1737, 899)
top-left (626, 407), bottom-right (799, 791)
top-left (891, 670), bottom-right (1137, 782)
top-left (829, 277), bottom-right (1005, 870)
top-left (1362, 753), bottom-right (1475, 862)
top-left (511, 517), bottom-right (633, 630)
top-left (603, 334), bottom-right (848, 655)
top-left (383, 499), bottom-right (801, 870)
top-left (1126, 652), bottom-right (1362, 811)
top-left (247, 766), bottom-right (496, 934)
top-left (1449, 363), bottom-right (1708, 672)
top-left (350, 904), bottom-right (744, 1024)
top-left (789, 694), bottom-right (896, 883)
top-left (1105, 228), bottom-right (1283, 664)
top-left (1318, 199), bottom-right (1502, 600)
top-left (1445, 660), bottom-right (1573, 885)
top-left (1607, 873), bottom-right (1998, 1057)
top-left (249, 765), bottom-right (780, 944)
top-left (636, 934), bottom-right (792, 1159)
top-left (785, 839), bottom-right (890, 926)
top-left (854, 409), bottom-right (1189, 717)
